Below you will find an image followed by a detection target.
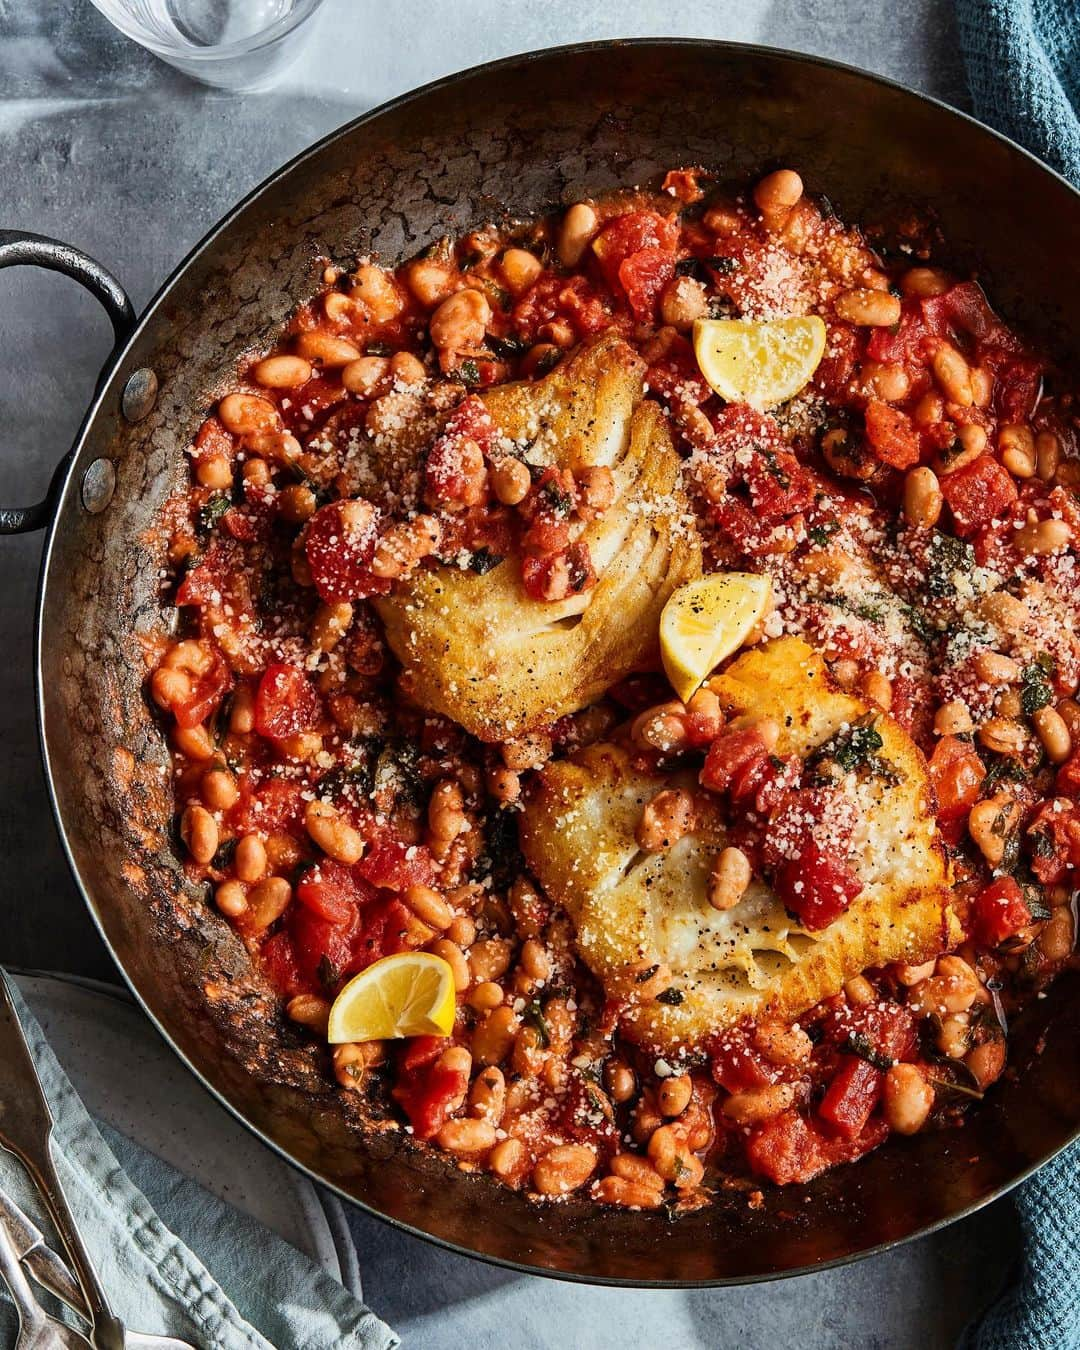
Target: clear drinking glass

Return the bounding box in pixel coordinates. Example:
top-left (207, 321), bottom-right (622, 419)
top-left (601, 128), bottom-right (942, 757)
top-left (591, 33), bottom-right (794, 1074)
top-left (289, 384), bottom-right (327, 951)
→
top-left (88, 0), bottom-right (328, 91)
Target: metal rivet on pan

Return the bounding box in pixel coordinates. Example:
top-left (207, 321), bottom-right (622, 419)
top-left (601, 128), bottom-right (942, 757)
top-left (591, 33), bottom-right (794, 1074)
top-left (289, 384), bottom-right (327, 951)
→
top-left (81, 458), bottom-right (116, 514)
top-left (122, 367), bottom-right (158, 422)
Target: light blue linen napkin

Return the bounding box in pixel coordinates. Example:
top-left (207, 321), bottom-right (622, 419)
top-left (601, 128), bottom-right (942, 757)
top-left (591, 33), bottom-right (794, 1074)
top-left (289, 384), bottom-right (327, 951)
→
top-left (0, 980), bottom-right (397, 1350)
top-left (956, 3), bottom-right (1080, 1346)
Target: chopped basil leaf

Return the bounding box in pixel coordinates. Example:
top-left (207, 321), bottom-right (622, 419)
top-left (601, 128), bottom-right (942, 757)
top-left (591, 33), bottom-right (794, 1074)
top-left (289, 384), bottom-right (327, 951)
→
top-left (811, 718), bottom-right (885, 776)
top-left (904, 603), bottom-right (938, 647)
top-left (927, 532), bottom-right (976, 598)
top-left (1020, 661), bottom-right (1054, 716)
top-left (468, 547), bottom-right (504, 575)
top-left (657, 987), bottom-right (684, 1005)
top-left (419, 235), bottom-right (454, 262)
top-left (458, 359), bottom-right (481, 387)
top-left (1022, 884), bottom-right (1052, 921)
top-left (635, 964), bottom-right (659, 984)
top-left (210, 837), bottom-right (236, 871)
top-left (927, 1074), bottom-right (984, 1102)
top-left (197, 493), bottom-right (230, 536)
top-left (488, 334), bottom-right (528, 359)
top-left (540, 477), bottom-right (574, 516)
top-left (841, 1031), bottom-right (894, 1072)
top-left (522, 999), bottom-right (550, 1047)
top-left (535, 347), bottom-right (563, 375)
top-left (760, 446), bottom-right (791, 489)
top-left (317, 954), bottom-right (342, 994)
top-left (674, 257), bottom-right (706, 279)
top-left (808, 522), bottom-right (839, 547)
top-left (980, 755), bottom-right (1028, 795)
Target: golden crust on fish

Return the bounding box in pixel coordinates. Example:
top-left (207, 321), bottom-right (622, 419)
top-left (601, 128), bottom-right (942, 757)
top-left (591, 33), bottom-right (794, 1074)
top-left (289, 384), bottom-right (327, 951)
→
top-left (375, 336), bottom-right (702, 742)
top-left (520, 637), bottom-right (958, 1051)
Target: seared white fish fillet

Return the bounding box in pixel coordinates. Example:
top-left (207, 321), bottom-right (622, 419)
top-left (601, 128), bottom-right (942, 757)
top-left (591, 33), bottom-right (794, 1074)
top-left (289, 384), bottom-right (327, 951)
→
top-left (520, 636), bottom-right (958, 1051)
top-left (375, 335), bottom-right (702, 742)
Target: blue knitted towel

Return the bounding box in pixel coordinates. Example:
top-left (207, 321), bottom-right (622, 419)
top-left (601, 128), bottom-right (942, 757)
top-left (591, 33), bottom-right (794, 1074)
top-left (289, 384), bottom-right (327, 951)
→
top-left (957, 0), bottom-right (1080, 185)
top-left (955, 4), bottom-right (1080, 1347)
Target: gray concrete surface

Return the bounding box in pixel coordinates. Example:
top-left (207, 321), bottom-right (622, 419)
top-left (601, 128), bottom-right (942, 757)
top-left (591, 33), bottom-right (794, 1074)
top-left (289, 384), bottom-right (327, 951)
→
top-left (0, 2), bottom-right (1015, 1345)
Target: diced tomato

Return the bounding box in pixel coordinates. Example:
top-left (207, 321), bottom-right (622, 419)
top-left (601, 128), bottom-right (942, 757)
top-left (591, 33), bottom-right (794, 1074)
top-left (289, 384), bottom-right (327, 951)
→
top-left (261, 931), bottom-right (306, 998)
top-left (399, 1035), bottom-right (448, 1073)
top-left (289, 903), bottom-right (358, 989)
top-left (295, 373), bottom-right (349, 420)
top-left (191, 416), bottom-right (235, 463)
top-left (727, 750), bottom-right (774, 804)
top-left (744, 445), bottom-right (816, 520)
top-left (591, 210), bottom-right (679, 294)
top-left (710, 1027), bottom-right (778, 1093)
top-left (295, 860), bottom-right (358, 924)
top-left (661, 169), bottom-right (705, 204)
top-left (392, 1044), bottom-right (469, 1140)
top-left (558, 1070), bottom-right (620, 1153)
top-left (168, 646), bottom-right (232, 730)
top-left (253, 663), bottom-right (323, 740)
top-left (233, 777), bottom-right (308, 835)
top-left (730, 753), bottom-right (801, 814)
top-left (746, 1110), bottom-right (888, 1185)
top-left (351, 895), bottom-right (413, 969)
top-left (746, 1111), bottom-right (823, 1185)
top-left (990, 352), bottom-right (1044, 423)
top-left (1027, 799), bottom-right (1080, 886)
top-left (701, 728), bottom-right (769, 794)
top-left (1055, 750), bottom-right (1080, 799)
top-left (928, 735), bottom-right (985, 821)
top-left (939, 455), bottom-right (1019, 538)
top-left (864, 400), bottom-right (920, 470)
top-left (823, 1000), bottom-right (917, 1063)
top-left (646, 336), bottom-right (712, 409)
top-left (921, 282), bottom-right (1019, 351)
top-left (304, 498), bottom-right (391, 605)
top-left (775, 841), bottom-right (862, 931)
top-left (521, 541), bottom-right (596, 602)
top-left (708, 495), bottom-right (791, 559)
top-left (814, 323), bottom-right (860, 400)
top-left (817, 1057), bottom-right (883, 1140)
top-left (866, 301), bottom-right (927, 366)
top-left (618, 247), bottom-right (676, 323)
top-left (289, 863), bottom-right (411, 987)
top-left (175, 539), bottom-right (252, 618)
top-left (972, 877), bottom-right (1032, 946)
top-left (522, 515), bottom-right (572, 554)
top-left (355, 839), bottom-right (439, 892)
top-left (889, 673), bottom-right (935, 746)
top-left (512, 273), bottom-right (613, 342)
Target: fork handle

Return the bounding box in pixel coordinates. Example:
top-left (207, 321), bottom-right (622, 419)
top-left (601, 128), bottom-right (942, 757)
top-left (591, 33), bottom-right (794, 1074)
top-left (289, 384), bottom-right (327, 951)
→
top-left (22, 1146), bottom-right (125, 1350)
top-left (0, 1210), bottom-right (55, 1342)
top-left (0, 977), bottom-right (124, 1350)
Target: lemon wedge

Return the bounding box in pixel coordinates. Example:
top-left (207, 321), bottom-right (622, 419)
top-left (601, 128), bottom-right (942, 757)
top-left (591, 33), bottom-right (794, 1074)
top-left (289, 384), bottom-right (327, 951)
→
top-left (327, 952), bottom-right (456, 1043)
top-left (660, 572), bottom-right (773, 704)
top-left (693, 316), bottom-right (826, 409)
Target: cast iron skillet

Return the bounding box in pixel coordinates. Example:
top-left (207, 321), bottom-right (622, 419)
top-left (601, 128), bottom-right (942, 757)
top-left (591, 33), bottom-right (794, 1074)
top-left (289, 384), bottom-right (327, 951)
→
top-left (3, 41), bottom-right (1079, 1285)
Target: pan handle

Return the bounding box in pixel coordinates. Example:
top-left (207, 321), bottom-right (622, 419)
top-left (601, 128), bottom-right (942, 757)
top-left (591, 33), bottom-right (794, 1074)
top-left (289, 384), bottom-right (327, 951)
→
top-left (0, 230), bottom-right (136, 534)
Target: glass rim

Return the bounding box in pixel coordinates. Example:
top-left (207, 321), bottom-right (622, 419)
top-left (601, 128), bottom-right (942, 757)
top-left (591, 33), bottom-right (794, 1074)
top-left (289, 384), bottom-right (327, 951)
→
top-left (88, 0), bottom-right (327, 63)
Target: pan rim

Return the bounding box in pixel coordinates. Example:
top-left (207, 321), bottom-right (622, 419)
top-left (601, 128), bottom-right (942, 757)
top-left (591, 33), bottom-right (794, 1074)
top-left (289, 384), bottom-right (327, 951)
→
top-left (33, 36), bottom-right (1080, 1288)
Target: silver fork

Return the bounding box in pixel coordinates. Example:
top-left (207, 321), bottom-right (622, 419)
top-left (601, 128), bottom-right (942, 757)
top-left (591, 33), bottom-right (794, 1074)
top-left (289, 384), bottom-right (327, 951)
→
top-left (0, 976), bottom-right (194, 1350)
top-left (0, 1188), bottom-right (192, 1350)
top-left (0, 1211), bottom-right (87, 1348)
